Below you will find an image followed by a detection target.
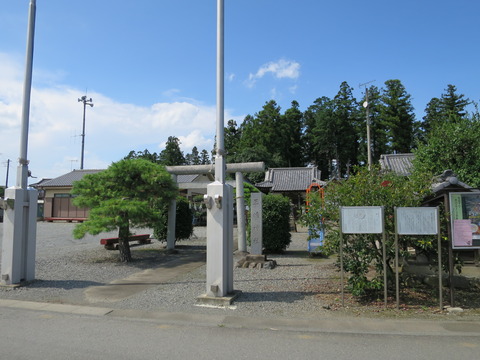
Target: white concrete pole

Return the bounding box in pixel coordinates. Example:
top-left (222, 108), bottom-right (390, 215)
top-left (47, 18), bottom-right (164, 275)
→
top-left (204, 0), bottom-right (234, 298)
top-left (214, 0), bottom-right (226, 184)
top-left (1, 0), bottom-right (38, 285)
top-left (235, 172), bottom-right (247, 252)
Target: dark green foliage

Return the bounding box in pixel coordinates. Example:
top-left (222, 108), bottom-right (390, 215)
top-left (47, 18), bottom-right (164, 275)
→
top-left (124, 149), bottom-right (161, 163)
top-left (360, 85), bottom-right (388, 163)
top-left (421, 85), bottom-right (470, 140)
top-left (153, 196), bottom-right (193, 242)
top-left (380, 80), bottom-right (417, 154)
top-left (262, 194), bottom-right (292, 253)
top-left (159, 136), bottom-right (186, 166)
top-left (72, 159), bottom-right (177, 262)
top-left (304, 96), bottom-right (336, 177)
top-left (302, 166), bottom-right (433, 296)
top-left (185, 146), bottom-right (201, 165)
top-left (413, 116), bottom-right (480, 188)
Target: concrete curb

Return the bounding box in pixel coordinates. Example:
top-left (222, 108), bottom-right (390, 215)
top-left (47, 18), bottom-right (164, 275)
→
top-left (2, 298), bottom-right (480, 337)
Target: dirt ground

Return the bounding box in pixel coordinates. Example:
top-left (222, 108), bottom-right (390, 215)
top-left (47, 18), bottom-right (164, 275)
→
top-left (302, 253), bottom-right (480, 320)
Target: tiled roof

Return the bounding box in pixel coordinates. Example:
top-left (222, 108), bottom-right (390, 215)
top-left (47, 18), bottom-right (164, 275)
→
top-left (256, 167), bottom-right (322, 192)
top-left (379, 153), bottom-right (414, 176)
top-left (39, 170), bottom-right (212, 188)
top-left (38, 169), bottom-right (104, 188)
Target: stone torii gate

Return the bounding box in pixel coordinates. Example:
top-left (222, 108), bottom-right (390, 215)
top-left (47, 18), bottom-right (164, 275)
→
top-left (165, 161), bottom-right (264, 251)
top-left (166, 161), bottom-right (264, 303)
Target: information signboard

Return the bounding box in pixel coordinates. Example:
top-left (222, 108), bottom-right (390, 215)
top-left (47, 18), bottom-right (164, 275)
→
top-left (449, 192), bottom-right (480, 249)
top-left (341, 206), bottom-right (383, 234)
top-left (396, 207), bottom-right (438, 235)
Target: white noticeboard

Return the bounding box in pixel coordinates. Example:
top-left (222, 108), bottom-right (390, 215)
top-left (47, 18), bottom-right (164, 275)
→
top-left (396, 207), bottom-right (438, 235)
top-left (341, 206), bottom-right (384, 234)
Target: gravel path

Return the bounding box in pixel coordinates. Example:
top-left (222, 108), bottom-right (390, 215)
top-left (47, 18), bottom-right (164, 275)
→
top-left (4, 223), bottom-right (479, 321)
top-left (0, 222), bottom-right (340, 320)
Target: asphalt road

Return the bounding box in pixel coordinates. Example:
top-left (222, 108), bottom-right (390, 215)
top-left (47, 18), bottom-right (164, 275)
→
top-left (1, 306), bottom-right (479, 360)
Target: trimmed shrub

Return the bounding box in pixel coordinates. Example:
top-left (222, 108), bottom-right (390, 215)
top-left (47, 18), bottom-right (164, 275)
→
top-left (262, 194), bottom-right (292, 253)
top-left (154, 196), bottom-right (193, 242)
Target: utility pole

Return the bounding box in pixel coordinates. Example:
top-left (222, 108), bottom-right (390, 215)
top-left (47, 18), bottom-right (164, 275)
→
top-left (5, 159), bottom-right (11, 188)
top-left (78, 95), bottom-right (93, 170)
top-left (360, 80), bottom-right (375, 170)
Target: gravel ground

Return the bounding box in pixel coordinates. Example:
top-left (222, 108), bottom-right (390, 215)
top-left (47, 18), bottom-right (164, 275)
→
top-left (0, 222), bottom-right (340, 320)
top-left (2, 222), bottom-right (480, 321)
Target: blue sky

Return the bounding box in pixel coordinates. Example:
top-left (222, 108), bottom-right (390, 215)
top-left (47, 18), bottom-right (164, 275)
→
top-left (1, 0), bottom-right (479, 185)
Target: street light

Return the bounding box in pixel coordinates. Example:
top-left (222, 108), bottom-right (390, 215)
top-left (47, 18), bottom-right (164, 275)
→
top-left (360, 80), bottom-right (375, 170)
top-left (78, 95), bottom-right (93, 170)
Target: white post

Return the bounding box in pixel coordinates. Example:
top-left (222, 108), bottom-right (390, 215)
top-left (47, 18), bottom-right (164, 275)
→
top-left (1, 188), bottom-right (38, 285)
top-left (1, 0), bottom-right (38, 286)
top-left (203, 0), bottom-right (234, 298)
top-left (205, 182), bottom-right (233, 297)
top-left (235, 172), bottom-right (247, 252)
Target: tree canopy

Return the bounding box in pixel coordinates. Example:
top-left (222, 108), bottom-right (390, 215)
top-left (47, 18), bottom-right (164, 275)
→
top-left (72, 159), bottom-right (177, 262)
top-left (123, 80), bottom-right (477, 184)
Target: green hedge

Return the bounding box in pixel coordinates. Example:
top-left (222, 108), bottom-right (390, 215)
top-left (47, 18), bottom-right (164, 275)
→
top-left (262, 194), bottom-right (292, 253)
top-left (154, 196), bottom-right (193, 242)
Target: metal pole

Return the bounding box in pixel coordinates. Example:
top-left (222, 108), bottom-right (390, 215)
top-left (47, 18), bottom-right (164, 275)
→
top-left (215, 0), bottom-right (225, 184)
top-left (17, 0), bottom-right (36, 189)
top-left (437, 206), bottom-right (443, 310)
top-left (394, 207), bottom-right (399, 310)
top-left (444, 193), bottom-right (455, 307)
top-left (5, 159), bottom-right (10, 188)
top-left (78, 96), bottom-right (93, 170)
top-left (80, 100), bottom-right (86, 169)
top-left (365, 88), bottom-right (372, 170)
top-left (339, 207), bottom-right (345, 307)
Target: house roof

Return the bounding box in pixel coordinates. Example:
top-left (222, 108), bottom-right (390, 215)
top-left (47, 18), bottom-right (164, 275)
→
top-left (255, 167), bottom-right (323, 192)
top-left (379, 153), bottom-right (414, 176)
top-left (37, 169), bottom-right (104, 188)
top-left (38, 170), bottom-right (212, 189)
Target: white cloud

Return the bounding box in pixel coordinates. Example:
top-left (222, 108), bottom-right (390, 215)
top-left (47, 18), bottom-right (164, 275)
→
top-left (245, 58), bottom-right (301, 88)
top-left (0, 52), bottom-right (234, 184)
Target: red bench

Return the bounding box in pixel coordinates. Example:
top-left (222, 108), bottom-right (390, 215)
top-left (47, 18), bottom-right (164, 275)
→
top-left (100, 234), bottom-right (152, 250)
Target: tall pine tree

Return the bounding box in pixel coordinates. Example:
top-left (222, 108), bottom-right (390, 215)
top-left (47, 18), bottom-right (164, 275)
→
top-left (380, 80), bottom-right (417, 154)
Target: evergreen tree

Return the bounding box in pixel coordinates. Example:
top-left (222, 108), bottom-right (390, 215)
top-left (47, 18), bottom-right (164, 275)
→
top-left (422, 97), bottom-right (443, 138)
top-left (224, 119), bottom-right (241, 163)
top-left (124, 149), bottom-right (161, 163)
top-left (304, 96), bottom-right (336, 177)
top-left (159, 136), bottom-right (186, 166)
top-left (380, 80), bottom-right (417, 154)
top-left (282, 100), bottom-right (305, 167)
top-left (72, 159), bottom-right (177, 262)
top-left (200, 149), bottom-right (211, 165)
top-left (185, 146), bottom-right (201, 165)
top-left (421, 85), bottom-right (470, 139)
top-left (332, 81), bottom-right (361, 177)
top-left (235, 101), bottom-right (285, 182)
top-left (441, 84), bottom-right (470, 120)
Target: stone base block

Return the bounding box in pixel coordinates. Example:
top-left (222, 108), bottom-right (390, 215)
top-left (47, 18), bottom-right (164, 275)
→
top-left (196, 290), bottom-right (242, 307)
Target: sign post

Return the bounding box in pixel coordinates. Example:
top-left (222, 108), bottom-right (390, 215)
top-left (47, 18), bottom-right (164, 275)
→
top-left (340, 206), bottom-right (385, 307)
top-left (395, 207), bottom-right (440, 309)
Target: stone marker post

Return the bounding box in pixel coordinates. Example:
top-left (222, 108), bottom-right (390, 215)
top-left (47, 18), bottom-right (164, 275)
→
top-left (250, 192), bottom-right (263, 255)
